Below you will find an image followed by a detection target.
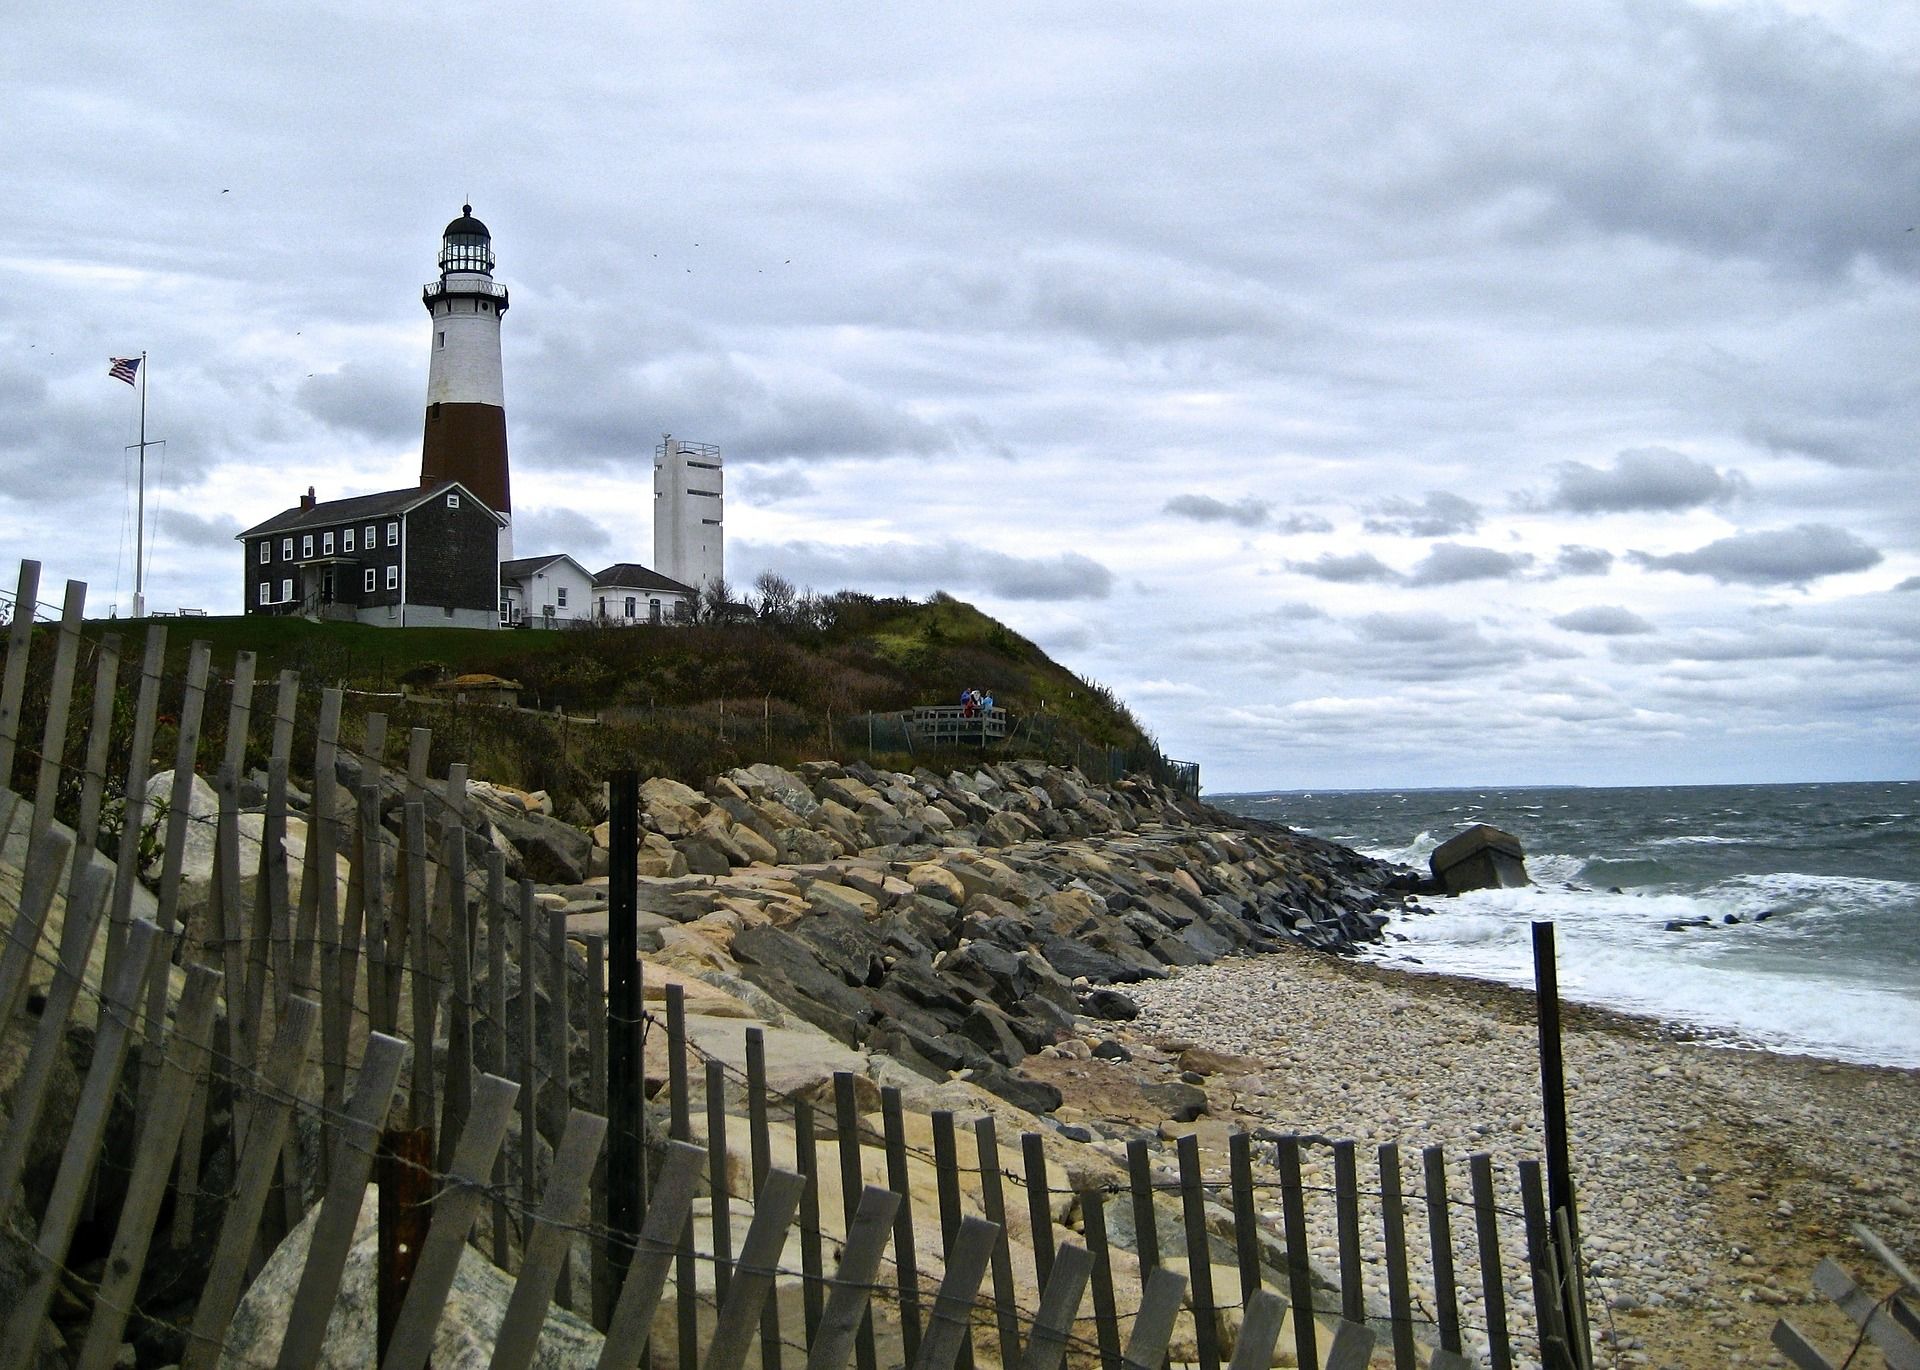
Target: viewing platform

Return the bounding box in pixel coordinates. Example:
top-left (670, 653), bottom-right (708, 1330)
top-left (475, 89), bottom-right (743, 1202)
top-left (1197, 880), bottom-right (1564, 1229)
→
top-left (906, 705), bottom-right (1008, 746)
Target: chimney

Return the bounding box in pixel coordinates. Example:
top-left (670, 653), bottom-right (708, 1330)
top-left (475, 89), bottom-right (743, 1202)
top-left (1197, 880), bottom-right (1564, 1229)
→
top-left (300, 486), bottom-right (316, 511)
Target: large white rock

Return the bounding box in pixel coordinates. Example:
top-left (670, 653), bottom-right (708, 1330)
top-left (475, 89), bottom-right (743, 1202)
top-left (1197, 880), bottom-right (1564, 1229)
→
top-left (221, 1186), bottom-right (602, 1368)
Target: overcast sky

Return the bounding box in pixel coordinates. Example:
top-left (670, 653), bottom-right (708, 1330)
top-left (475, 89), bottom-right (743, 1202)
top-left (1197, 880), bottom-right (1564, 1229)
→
top-left (4, 0), bottom-right (1917, 791)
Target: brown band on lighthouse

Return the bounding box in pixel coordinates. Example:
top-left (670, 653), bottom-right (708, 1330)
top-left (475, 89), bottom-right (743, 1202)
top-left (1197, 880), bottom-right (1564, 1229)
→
top-left (420, 402), bottom-right (511, 514)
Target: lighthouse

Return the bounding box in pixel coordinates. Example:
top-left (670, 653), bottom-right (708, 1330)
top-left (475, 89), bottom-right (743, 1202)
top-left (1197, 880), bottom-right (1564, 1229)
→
top-left (420, 205), bottom-right (513, 559)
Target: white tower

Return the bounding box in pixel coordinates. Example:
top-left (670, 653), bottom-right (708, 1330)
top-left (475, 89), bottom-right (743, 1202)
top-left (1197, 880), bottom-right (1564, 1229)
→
top-left (653, 434), bottom-right (724, 593)
top-left (421, 205), bottom-right (513, 560)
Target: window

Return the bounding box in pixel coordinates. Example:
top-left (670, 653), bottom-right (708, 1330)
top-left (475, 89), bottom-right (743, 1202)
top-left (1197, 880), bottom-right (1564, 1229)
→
top-left (624, 596), bottom-right (636, 619)
top-left (258, 542), bottom-right (270, 565)
top-left (447, 492), bottom-right (460, 509)
top-left (437, 331), bottom-right (445, 349)
top-left (302, 535), bottom-right (314, 559)
top-left (258, 582), bottom-right (269, 605)
top-left (282, 538), bottom-right (293, 560)
top-left (556, 586), bottom-right (567, 608)
top-left (322, 531), bottom-right (334, 555)
top-left (280, 578), bottom-right (292, 602)
top-left (364, 568), bottom-right (376, 593)
top-left (499, 598), bottom-right (510, 627)
top-left (386, 565), bottom-right (398, 590)
top-left (343, 527), bottom-right (355, 552)
top-left (386, 522), bottom-right (399, 547)
top-left (364, 524), bottom-right (375, 547)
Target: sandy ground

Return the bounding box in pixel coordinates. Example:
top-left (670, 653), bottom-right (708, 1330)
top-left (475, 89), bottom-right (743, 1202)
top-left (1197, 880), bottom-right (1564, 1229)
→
top-left (1024, 945), bottom-right (1920, 1369)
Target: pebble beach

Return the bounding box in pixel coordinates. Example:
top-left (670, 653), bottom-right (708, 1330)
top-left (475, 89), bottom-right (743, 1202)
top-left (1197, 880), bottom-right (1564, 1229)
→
top-left (1098, 946), bottom-right (1920, 1368)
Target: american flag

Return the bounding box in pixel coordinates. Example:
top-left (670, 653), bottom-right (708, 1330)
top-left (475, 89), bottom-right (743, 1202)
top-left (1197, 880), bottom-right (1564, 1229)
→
top-left (108, 356), bottom-right (141, 386)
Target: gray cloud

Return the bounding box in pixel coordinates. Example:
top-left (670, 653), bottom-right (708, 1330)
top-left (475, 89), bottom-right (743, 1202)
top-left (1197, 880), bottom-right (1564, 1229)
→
top-left (298, 363), bottom-right (416, 443)
top-left (1633, 523), bottom-right (1882, 586)
top-left (156, 508), bottom-right (243, 549)
top-left (1407, 543), bottom-right (1532, 585)
top-left (1552, 605), bottom-right (1653, 636)
top-left (1364, 491), bottom-right (1481, 537)
top-left (1553, 545), bottom-right (1615, 577)
top-left (1896, 576), bottom-right (1920, 592)
top-left (1289, 552), bottom-right (1399, 583)
top-left (1271, 512), bottom-right (1335, 535)
top-left (514, 507), bottom-right (613, 559)
top-left (1540, 447), bottom-right (1746, 514)
top-left (1164, 494), bottom-right (1270, 527)
top-left (741, 539), bottom-right (1113, 602)
top-left (738, 467), bottom-right (814, 503)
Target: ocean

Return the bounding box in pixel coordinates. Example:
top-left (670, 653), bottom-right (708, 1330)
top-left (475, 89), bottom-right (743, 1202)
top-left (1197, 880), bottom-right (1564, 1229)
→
top-left (1212, 782), bottom-right (1920, 1070)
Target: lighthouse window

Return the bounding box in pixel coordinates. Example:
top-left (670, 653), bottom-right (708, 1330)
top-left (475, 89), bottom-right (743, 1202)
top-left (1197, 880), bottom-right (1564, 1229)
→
top-left (386, 522), bottom-right (399, 547)
top-left (437, 332), bottom-right (445, 349)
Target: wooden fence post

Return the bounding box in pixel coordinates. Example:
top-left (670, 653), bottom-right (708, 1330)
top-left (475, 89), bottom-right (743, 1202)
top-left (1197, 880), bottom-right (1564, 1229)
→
top-left (1175, 1132), bottom-right (1221, 1370)
top-left (595, 1141), bottom-right (706, 1370)
top-left (105, 625), bottom-right (166, 984)
top-left (0, 559), bottom-right (41, 787)
top-left (1469, 1152), bottom-right (1514, 1370)
top-left (833, 1070), bottom-right (879, 1370)
top-left (605, 769), bottom-right (643, 1302)
top-left (490, 1110), bottom-right (609, 1370)
top-left (1379, 1143), bottom-right (1416, 1370)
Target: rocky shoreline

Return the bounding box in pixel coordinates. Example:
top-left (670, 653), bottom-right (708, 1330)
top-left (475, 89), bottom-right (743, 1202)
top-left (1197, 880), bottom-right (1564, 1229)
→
top-left (446, 758), bottom-right (1418, 1116)
top-left (1080, 949), bottom-right (1920, 1368)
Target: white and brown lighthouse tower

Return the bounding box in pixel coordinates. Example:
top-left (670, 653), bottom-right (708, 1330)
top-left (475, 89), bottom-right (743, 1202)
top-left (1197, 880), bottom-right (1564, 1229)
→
top-left (420, 205), bottom-right (513, 559)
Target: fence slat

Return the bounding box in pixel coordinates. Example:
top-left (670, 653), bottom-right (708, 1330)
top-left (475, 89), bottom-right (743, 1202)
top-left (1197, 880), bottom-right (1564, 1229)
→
top-left (405, 802), bottom-right (436, 1128)
top-left (1126, 1139), bottom-right (1160, 1276)
top-left (1518, 1161), bottom-right (1573, 1370)
top-left (1812, 1257), bottom-right (1920, 1370)
top-left (911, 1214), bottom-right (999, 1370)
top-left (974, 1115), bottom-right (1022, 1370)
top-left (795, 1097), bottom-right (825, 1344)
top-left (73, 962), bottom-right (221, 1370)
top-left (1423, 1145), bottom-right (1463, 1355)
top-left (181, 995), bottom-right (320, 1370)
top-left (273, 1033), bottom-right (409, 1370)
top-left (27, 578), bottom-right (86, 851)
top-left (0, 863), bottom-right (112, 1215)
top-left (488, 851), bottom-right (511, 1268)
top-left (1080, 1186), bottom-right (1123, 1370)
top-left (805, 1186), bottom-right (903, 1370)
top-left (667, 982), bottom-right (697, 1361)
top-left (1323, 1317), bottom-right (1378, 1370)
top-left (752, 1027), bottom-right (787, 1370)
top-left (1380, 1143), bottom-right (1417, 1370)
top-left (1333, 1139), bottom-right (1365, 1325)
top-left (1225, 1288), bottom-right (1289, 1370)
top-left (1122, 1267), bottom-right (1188, 1370)
top-left (0, 559), bottom-right (41, 784)
top-left (142, 639), bottom-right (210, 1117)
top-left (832, 1071), bottom-right (878, 1370)
top-left (1020, 1241), bottom-right (1092, 1370)
top-left (0, 919), bottom-right (160, 1369)
top-left (441, 807), bottom-right (474, 1175)
top-left (489, 1109), bottom-right (609, 1370)
top-left (1023, 1132), bottom-right (1055, 1295)
top-left (1274, 1134), bottom-right (1317, 1370)
top-left (585, 931), bottom-right (610, 1331)
top-left (105, 625), bottom-right (166, 984)
top-left (1469, 1152), bottom-right (1514, 1370)
top-left (700, 1169), bottom-right (807, 1370)
top-left (379, 1072), bottom-right (521, 1370)
top-left (548, 905), bottom-right (572, 1308)
top-left (596, 1140), bottom-right (706, 1370)
top-left (1227, 1131), bottom-right (1260, 1310)
top-left (65, 632), bottom-right (121, 900)
top-left (519, 879), bottom-right (540, 1243)
top-left (929, 1109), bottom-right (973, 1370)
top-left (1771, 1320), bottom-right (1842, 1370)
top-left (1176, 1132), bottom-right (1221, 1370)
top-left (710, 1059), bottom-right (736, 1308)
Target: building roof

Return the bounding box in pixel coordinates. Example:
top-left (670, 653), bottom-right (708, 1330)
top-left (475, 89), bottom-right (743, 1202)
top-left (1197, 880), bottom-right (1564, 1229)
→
top-left (500, 553), bottom-right (591, 583)
top-left (593, 562), bottom-right (695, 595)
top-left (236, 481), bottom-right (503, 539)
top-left (444, 204), bottom-right (490, 239)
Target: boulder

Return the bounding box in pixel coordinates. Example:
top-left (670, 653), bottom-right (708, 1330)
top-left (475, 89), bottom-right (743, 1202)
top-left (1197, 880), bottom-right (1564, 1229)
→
top-left (1430, 824), bottom-right (1530, 894)
top-left (221, 1186), bottom-right (601, 1368)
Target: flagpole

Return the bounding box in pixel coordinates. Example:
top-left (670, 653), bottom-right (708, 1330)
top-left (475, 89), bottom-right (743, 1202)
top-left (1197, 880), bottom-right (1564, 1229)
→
top-left (134, 351), bottom-right (147, 618)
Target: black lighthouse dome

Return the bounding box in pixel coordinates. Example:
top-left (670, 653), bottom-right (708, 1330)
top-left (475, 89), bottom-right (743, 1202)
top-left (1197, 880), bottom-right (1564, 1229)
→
top-left (439, 204), bottom-right (494, 274)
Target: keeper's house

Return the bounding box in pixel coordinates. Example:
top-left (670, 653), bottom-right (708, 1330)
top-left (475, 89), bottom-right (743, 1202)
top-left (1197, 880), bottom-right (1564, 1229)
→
top-left (237, 481), bottom-right (504, 629)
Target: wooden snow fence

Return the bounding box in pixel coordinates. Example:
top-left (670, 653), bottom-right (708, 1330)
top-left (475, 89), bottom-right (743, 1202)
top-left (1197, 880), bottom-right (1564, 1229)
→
top-left (1770, 1225), bottom-right (1920, 1370)
top-left (0, 557), bottom-right (1595, 1369)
